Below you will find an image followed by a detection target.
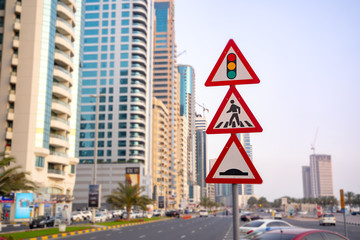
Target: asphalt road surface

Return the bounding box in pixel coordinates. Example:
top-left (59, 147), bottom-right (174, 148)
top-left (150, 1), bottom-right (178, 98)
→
top-left (61, 216), bottom-right (232, 240)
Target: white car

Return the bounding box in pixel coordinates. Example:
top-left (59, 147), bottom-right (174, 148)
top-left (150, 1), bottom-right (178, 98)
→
top-left (71, 212), bottom-right (83, 222)
top-left (94, 212), bottom-right (107, 222)
top-left (81, 210), bottom-right (92, 220)
top-left (122, 211), bottom-right (136, 219)
top-left (274, 212), bottom-right (282, 219)
top-left (239, 219), bottom-right (293, 237)
top-left (199, 209), bottom-right (208, 217)
top-left (319, 213), bottom-right (336, 226)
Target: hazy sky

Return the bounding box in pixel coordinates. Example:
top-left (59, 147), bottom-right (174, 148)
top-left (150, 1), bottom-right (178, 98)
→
top-left (175, 0), bottom-right (360, 201)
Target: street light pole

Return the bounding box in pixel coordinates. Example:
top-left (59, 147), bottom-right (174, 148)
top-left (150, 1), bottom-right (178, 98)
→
top-left (90, 94), bottom-right (102, 224)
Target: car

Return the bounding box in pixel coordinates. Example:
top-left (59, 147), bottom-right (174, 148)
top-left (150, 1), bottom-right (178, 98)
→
top-left (351, 211), bottom-right (360, 215)
top-left (153, 209), bottom-right (165, 217)
top-left (240, 213), bottom-right (262, 222)
top-left (319, 213), bottom-right (336, 226)
top-left (250, 228), bottom-right (349, 240)
top-left (122, 211), bottom-right (137, 219)
top-left (199, 209), bottom-right (208, 217)
top-left (29, 215), bottom-right (55, 229)
top-left (166, 210), bottom-right (180, 218)
top-left (241, 227), bottom-right (294, 239)
top-left (94, 212), bottom-right (107, 222)
top-left (239, 219), bottom-right (293, 237)
top-left (81, 210), bottom-right (92, 220)
top-left (71, 212), bottom-right (83, 222)
top-left (274, 212), bottom-right (282, 219)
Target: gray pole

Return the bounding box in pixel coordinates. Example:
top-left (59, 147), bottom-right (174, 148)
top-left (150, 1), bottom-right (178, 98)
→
top-left (91, 95), bottom-right (100, 224)
top-left (343, 210), bottom-right (348, 237)
top-left (232, 184), bottom-right (239, 240)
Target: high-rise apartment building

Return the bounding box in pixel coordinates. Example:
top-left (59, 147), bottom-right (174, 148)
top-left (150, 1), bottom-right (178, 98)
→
top-left (153, 0), bottom-right (181, 207)
top-left (0, 0), bottom-right (83, 218)
top-left (73, 0), bottom-right (152, 207)
top-left (195, 113), bottom-right (207, 198)
top-left (302, 166), bottom-right (311, 198)
top-left (178, 64), bottom-right (195, 201)
top-left (302, 154), bottom-right (334, 198)
top-left (237, 133), bottom-right (254, 195)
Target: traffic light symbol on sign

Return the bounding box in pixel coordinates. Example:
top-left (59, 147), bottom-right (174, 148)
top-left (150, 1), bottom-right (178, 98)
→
top-left (227, 53), bottom-right (236, 79)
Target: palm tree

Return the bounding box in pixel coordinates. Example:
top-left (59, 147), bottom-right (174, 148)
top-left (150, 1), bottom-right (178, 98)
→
top-left (200, 197), bottom-right (211, 209)
top-left (105, 182), bottom-right (152, 221)
top-left (247, 197), bottom-right (258, 209)
top-left (0, 152), bottom-right (38, 196)
top-left (345, 191), bottom-right (355, 207)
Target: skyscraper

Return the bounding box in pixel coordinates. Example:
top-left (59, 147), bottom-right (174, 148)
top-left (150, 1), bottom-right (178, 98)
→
top-left (309, 154), bottom-right (334, 198)
top-left (195, 113), bottom-right (207, 198)
top-left (237, 133), bottom-right (254, 195)
top-left (153, 0), bottom-right (181, 206)
top-left (178, 64), bottom-right (196, 198)
top-left (0, 0), bottom-right (83, 216)
top-left (302, 154), bottom-right (334, 198)
top-left (74, 0), bottom-right (152, 207)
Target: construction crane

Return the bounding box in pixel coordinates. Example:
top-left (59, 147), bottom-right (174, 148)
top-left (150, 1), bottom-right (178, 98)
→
top-left (177, 50), bottom-right (186, 58)
top-left (196, 102), bottom-right (209, 117)
top-left (311, 127), bottom-right (319, 155)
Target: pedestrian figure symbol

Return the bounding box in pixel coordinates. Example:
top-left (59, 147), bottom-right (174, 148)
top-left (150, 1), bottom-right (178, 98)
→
top-left (226, 100), bottom-right (241, 127)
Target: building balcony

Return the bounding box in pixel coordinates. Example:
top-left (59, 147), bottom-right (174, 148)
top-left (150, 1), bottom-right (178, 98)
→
top-left (54, 49), bottom-right (74, 71)
top-left (9, 90), bottom-right (16, 102)
top-left (15, 2), bottom-right (22, 13)
top-left (133, 23), bottom-right (147, 33)
top-left (47, 169), bottom-right (66, 180)
top-left (5, 127), bottom-right (13, 140)
top-left (56, 17), bottom-right (75, 41)
top-left (10, 72), bottom-right (17, 84)
top-left (13, 36), bottom-right (19, 48)
top-left (133, 0), bottom-right (148, 10)
top-left (51, 99), bottom-right (71, 116)
top-left (53, 65), bottom-right (73, 86)
top-left (57, 1), bottom-right (75, 27)
top-left (48, 153), bottom-right (68, 165)
top-left (14, 19), bottom-right (21, 31)
top-left (55, 33), bottom-right (74, 57)
top-left (133, 6), bottom-right (147, 16)
top-left (11, 54), bottom-right (19, 66)
top-left (50, 116), bottom-right (70, 132)
top-left (52, 82), bottom-right (72, 101)
top-left (132, 30), bottom-right (147, 40)
top-left (7, 109), bottom-right (14, 121)
top-left (49, 133), bottom-right (70, 148)
top-left (60, 0), bottom-right (76, 13)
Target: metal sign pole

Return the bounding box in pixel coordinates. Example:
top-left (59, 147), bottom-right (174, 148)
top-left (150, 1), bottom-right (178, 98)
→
top-left (232, 184), bottom-right (239, 240)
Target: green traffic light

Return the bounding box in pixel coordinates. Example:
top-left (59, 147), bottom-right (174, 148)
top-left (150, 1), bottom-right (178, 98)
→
top-left (227, 71), bottom-right (236, 79)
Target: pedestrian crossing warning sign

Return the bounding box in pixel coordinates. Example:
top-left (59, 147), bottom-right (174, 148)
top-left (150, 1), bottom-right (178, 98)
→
top-left (206, 85), bottom-right (262, 134)
top-left (205, 134), bottom-right (262, 184)
top-left (204, 39), bottom-right (260, 87)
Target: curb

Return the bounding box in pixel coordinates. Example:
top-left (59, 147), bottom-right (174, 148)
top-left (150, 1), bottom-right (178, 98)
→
top-left (25, 218), bottom-right (171, 240)
top-left (1, 223), bottom-right (28, 228)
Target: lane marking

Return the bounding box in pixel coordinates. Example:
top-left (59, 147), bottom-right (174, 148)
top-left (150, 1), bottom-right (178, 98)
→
top-left (180, 235), bottom-right (186, 239)
top-left (139, 235), bottom-right (146, 238)
top-left (158, 230), bottom-right (163, 233)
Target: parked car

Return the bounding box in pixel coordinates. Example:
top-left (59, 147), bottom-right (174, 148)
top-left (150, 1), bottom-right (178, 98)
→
top-left (241, 227), bottom-right (294, 239)
top-left (240, 213), bottom-right (262, 222)
top-left (351, 211), bottom-right (360, 215)
top-left (239, 219), bottom-right (293, 237)
top-left (153, 209), bottom-right (165, 217)
top-left (250, 228), bottom-right (348, 240)
top-left (122, 211), bottom-right (137, 219)
top-left (81, 210), bottom-right (92, 220)
top-left (29, 215), bottom-right (55, 229)
top-left (71, 212), bottom-right (83, 222)
top-left (199, 209), bottom-right (208, 217)
top-left (274, 212), bottom-right (282, 219)
top-left (166, 210), bottom-right (180, 218)
top-left (94, 212), bottom-right (107, 222)
top-left (319, 213), bottom-right (336, 226)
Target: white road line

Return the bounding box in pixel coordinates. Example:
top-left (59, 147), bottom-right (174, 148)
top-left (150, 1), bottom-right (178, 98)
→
top-left (199, 227), bottom-right (202, 230)
top-left (90, 237), bottom-right (96, 240)
top-left (180, 235), bottom-right (186, 238)
top-left (171, 227), bottom-right (174, 229)
top-left (106, 233), bottom-right (111, 236)
top-left (139, 235), bottom-right (146, 238)
top-left (158, 230), bottom-right (163, 233)
top-left (191, 230), bottom-right (195, 234)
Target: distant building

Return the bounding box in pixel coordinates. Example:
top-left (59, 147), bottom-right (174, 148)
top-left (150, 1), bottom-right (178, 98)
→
top-left (195, 114), bottom-right (207, 199)
top-left (236, 133), bottom-right (254, 195)
top-left (302, 154), bottom-right (334, 198)
top-left (302, 166), bottom-right (311, 198)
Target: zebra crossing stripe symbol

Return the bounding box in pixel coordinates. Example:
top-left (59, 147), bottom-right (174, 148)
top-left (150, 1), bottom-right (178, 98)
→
top-left (206, 85), bottom-right (263, 134)
top-left (205, 134), bottom-right (263, 184)
top-left (205, 39), bottom-right (260, 87)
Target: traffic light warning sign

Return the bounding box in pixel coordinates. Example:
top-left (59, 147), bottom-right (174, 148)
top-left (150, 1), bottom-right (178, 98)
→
top-left (206, 85), bottom-right (262, 134)
top-left (205, 39), bottom-right (260, 87)
top-left (205, 134), bottom-right (262, 184)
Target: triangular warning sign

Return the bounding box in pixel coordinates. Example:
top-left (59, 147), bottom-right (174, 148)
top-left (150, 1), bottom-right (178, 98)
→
top-left (205, 39), bottom-right (260, 87)
top-left (207, 85), bottom-right (262, 134)
top-left (206, 134), bottom-right (262, 184)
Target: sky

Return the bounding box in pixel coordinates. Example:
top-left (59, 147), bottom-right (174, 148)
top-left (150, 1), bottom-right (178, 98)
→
top-left (174, 0), bottom-right (360, 201)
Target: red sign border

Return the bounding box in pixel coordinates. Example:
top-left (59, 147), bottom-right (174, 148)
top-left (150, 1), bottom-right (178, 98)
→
top-left (206, 134), bottom-right (262, 184)
top-left (206, 85), bottom-right (263, 134)
top-left (205, 39), bottom-right (260, 87)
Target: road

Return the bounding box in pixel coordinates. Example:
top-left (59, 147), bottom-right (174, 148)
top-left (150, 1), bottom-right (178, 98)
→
top-left (55, 216), bottom-right (232, 240)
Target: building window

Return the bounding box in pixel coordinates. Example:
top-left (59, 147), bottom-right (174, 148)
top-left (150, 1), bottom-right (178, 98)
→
top-left (70, 164), bottom-right (75, 174)
top-left (35, 156), bottom-right (44, 168)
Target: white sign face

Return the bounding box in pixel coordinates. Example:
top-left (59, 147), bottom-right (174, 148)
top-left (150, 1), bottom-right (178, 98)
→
top-left (212, 141), bottom-right (255, 180)
top-left (211, 47), bottom-right (252, 83)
